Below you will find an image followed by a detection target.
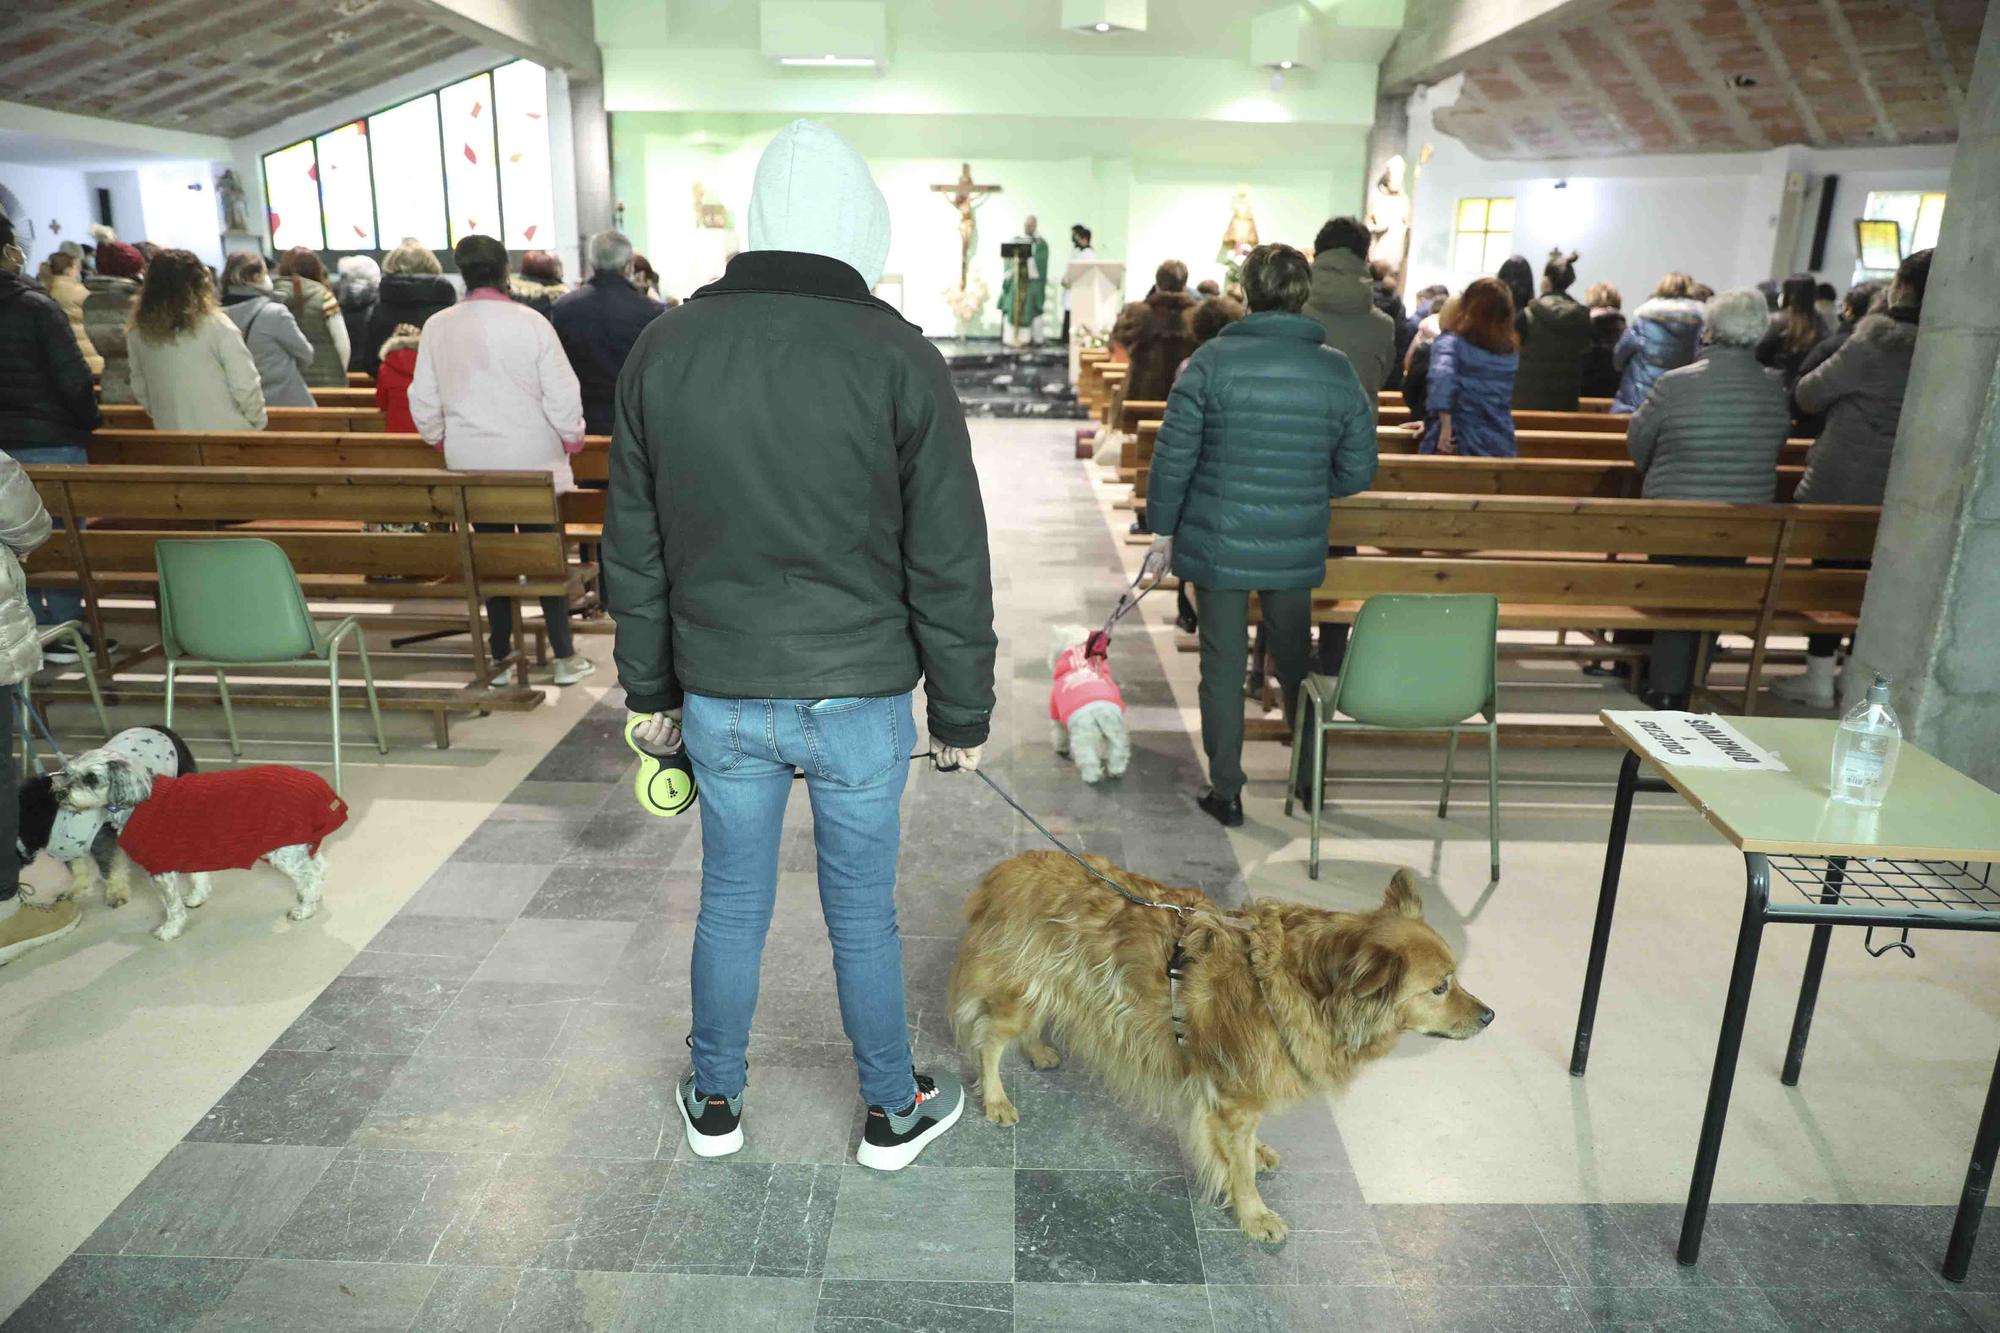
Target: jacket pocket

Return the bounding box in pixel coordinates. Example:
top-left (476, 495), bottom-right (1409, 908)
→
top-left (796, 695), bottom-right (903, 787)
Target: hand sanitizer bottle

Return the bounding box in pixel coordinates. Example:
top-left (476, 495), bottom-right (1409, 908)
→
top-left (1829, 673), bottom-right (1901, 808)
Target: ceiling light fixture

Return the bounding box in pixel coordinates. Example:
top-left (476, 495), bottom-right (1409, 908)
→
top-left (1251, 4), bottom-right (1320, 73)
top-left (1095, 22), bottom-right (1111, 31)
top-left (762, 2), bottom-right (888, 70)
top-left (777, 54), bottom-right (877, 66)
top-left (1062, 0), bottom-right (1147, 35)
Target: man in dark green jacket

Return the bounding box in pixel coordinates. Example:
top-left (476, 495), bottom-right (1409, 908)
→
top-left (603, 121), bottom-right (995, 1171)
top-left (1149, 243), bottom-right (1377, 826)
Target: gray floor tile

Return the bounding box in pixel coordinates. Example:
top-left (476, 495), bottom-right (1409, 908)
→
top-left (184, 1049), bottom-right (406, 1147)
top-left (1956, 1292), bottom-right (2000, 1333)
top-left (79, 1141), bottom-right (335, 1258)
top-left (433, 1155), bottom-right (670, 1271)
top-left (1603, 1203), bottom-right (1762, 1288)
top-left (530, 1056), bottom-right (677, 1159)
top-left (419, 981), bottom-right (582, 1059)
top-left (1254, 1098), bottom-right (1362, 1179)
top-left (349, 1055), bottom-right (562, 1152)
top-left (1196, 1199), bottom-right (1392, 1285)
top-left (637, 1162), bottom-right (839, 1277)
top-left (409, 1266), bottom-right (630, 1333)
top-left (669, 1063), bottom-right (859, 1165)
top-left (271, 974), bottom-right (461, 1055)
top-left (1763, 1287), bottom-right (1985, 1331)
top-left (473, 918), bottom-right (640, 987)
top-left (826, 1165), bottom-right (1014, 1282)
top-left (812, 1279), bottom-right (1013, 1333)
top-left (450, 818), bottom-right (585, 864)
top-left (558, 996), bottom-right (694, 1061)
top-left (494, 780), bottom-right (617, 821)
top-left (525, 862), bottom-right (678, 920)
top-left (190, 1258), bottom-right (440, 1332)
top-left (344, 916), bottom-right (512, 981)
top-left (1869, 1205), bottom-right (1998, 1290)
top-left (1205, 1283), bottom-right (1411, 1333)
top-left (1010, 1077), bottom-right (1186, 1170)
top-left (1702, 1203), bottom-right (1939, 1291)
top-left (0, 1255), bottom-right (246, 1333)
top-left (1374, 1203), bottom-right (1567, 1288)
top-left (566, 811), bottom-right (697, 865)
top-left (1014, 1168), bottom-right (1202, 1285)
top-left (263, 1148), bottom-right (505, 1263)
top-left (1575, 1286), bottom-right (1789, 1332)
top-left (612, 1274), bottom-right (819, 1333)
top-left (1192, 1169), bottom-right (1368, 1234)
top-left (1395, 1285), bottom-right (1590, 1332)
top-left (1532, 1203), bottom-right (1675, 1287)
top-left (402, 863), bottom-right (555, 919)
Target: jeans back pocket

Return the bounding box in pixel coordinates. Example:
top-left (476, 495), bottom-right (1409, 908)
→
top-left (796, 695), bottom-right (906, 787)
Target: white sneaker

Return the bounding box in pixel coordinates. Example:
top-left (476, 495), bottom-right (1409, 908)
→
top-left (1770, 656), bottom-right (1837, 710)
top-left (553, 655), bottom-right (596, 687)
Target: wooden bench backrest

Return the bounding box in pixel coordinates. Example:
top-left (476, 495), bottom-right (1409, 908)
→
top-left (1374, 428), bottom-right (1811, 466)
top-left (1373, 455), bottom-right (1804, 502)
top-left (298, 387), bottom-right (378, 408)
top-left (100, 404), bottom-right (393, 433)
top-left (24, 465), bottom-right (567, 586)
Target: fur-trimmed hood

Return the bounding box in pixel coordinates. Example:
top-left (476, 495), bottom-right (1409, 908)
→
top-left (1850, 307), bottom-right (1921, 354)
top-left (377, 324), bottom-right (423, 362)
top-left (1631, 295), bottom-right (1706, 328)
top-left (508, 274), bottom-right (567, 304)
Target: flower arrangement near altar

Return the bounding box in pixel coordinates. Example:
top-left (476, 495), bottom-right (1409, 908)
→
top-left (943, 275), bottom-right (990, 330)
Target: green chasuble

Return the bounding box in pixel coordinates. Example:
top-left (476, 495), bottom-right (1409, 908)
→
top-left (999, 234), bottom-right (1050, 324)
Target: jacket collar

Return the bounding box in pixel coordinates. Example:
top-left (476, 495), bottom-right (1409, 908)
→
top-left (1219, 310), bottom-right (1327, 344)
top-left (690, 250), bottom-right (913, 326)
top-left (587, 271), bottom-right (643, 295)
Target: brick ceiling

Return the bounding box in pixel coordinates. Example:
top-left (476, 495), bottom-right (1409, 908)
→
top-left (1433, 0), bottom-right (1986, 160)
top-left (0, 0), bottom-right (480, 139)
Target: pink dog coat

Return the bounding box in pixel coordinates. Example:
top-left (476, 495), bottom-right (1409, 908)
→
top-left (1050, 644), bottom-right (1124, 726)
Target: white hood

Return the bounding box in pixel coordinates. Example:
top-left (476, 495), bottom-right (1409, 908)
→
top-left (747, 120), bottom-right (891, 289)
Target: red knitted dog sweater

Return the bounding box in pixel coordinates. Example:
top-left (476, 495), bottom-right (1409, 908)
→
top-left (118, 767), bottom-right (349, 875)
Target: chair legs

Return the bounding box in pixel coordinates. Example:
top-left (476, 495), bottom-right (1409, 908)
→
top-left (328, 645), bottom-right (344, 797)
top-left (1439, 728), bottom-right (1460, 818)
top-left (214, 669), bottom-right (243, 758)
top-left (1486, 718), bottom-right (1502, 883)
top-left (164, 660), bottom-right (177, 728)
top-left (43, 622), bottom-right (111, 741)
top-left (352, 634), bottom-right (389, 756)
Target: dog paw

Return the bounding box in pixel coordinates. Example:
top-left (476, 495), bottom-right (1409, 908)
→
top-left (1022, 1042), bottom-right (1062, 1070)
top-left (286, 906), bottom-right (318, 922)
top-left (1238, 1208), bottom-right (1289, 1244)
top-left (106, 888), bottom-right (128, 908)
top-left (1256, 1142), bottom-right (1281, 1171)
top-left (152, 922), bottom-right (183, 942)
top-left (983, 1097), bottom-right (1019, 1127)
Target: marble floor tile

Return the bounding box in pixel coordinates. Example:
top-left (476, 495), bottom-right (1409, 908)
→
top-left (1196, 1200), bottom-right (1393, 1286)
top-left (342, 916), bottom-right (512, 982)
top-left (1573, 1285), bottom-right (1789, 1332)
top-left (348, 1055), bottom-right (562, 1152)
top-left (401, 863), bottom-right (556, 920)
top-left (636, 1162), bottom-right (839, 1277)
top-left (408, 1266), bottom-right (630, 1333)
top-left (189, 1258), bottom-right (439, 1332)
top-left (523, 862), bottom-right (679, 921)
top-left (417, 981), bottom-right (582, 1059)
top-left (79, 1142), bottom-right (335, 1258)
top-left (1761, 1286), bottom-right (1985, 1332)
top-left (1008, 1077), bottom-right (1186, 1171)
top-left (1205, 1283), bottom-right (1411, 1333)
top-left (1013, 1281), bottom-right (1217, 1333)
top-left (0, 1255), bottom-right (246, 1333)
top-left (556, 995), bottom-right (694, 1062)
top-left (492, 780), bottom-right (617, 822)
top-left (564, 811), bottom-right (697, 866)
top-left (263, 1148), bottom-right (505, 1264)
top-left (529, 1056), bottom-right (678, 1159)
top-left (1374, 1202), bottom-right (1568, 1288)
top-left (449, 817), bottom-right (587, 865)
top-left (433, 1155), bottom-right (670, 1272)
top-left (666, 1062), bottom-right (860, 1165)
top-left (611, 1274), bottom-right (819, 1333)
top-left (1013, 1168), bottom-right (1203, 1286)
top-left (1393, 1284), bottom-right (1590, 1333)
top-left (271, 974), bottom-right (462, 1055)
top-left (825, 1165), bottom-right (1014, 1282)
top-left (1701, 1204), bottom-right (1941, 1292)
top-left (811, 1279), bottom-right (1013, 1333)
top-left (472, 918), bottom-right (640, 988)
top-left (183, 1049), bottom-right (406, 1147)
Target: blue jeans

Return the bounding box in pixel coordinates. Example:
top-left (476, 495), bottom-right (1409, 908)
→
top-left (682, 692), bottom-right (917, 1111)
top-left (4, 446), bottom-right (83, 628)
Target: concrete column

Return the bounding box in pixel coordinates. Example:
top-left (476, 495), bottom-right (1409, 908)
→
top-left (568, 74), bottom-right (614, 244)
top-left (1845, 7), bottom-right (2000, 784)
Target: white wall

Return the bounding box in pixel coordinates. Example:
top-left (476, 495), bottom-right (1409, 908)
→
top-left (0, 161), bottom-right (96, 270)
top-left (1403, 77), bottom-right (1960, 307)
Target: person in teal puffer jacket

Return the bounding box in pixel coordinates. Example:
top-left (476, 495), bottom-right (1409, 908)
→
top-left (1147, 243), bottom-right (1377, 827)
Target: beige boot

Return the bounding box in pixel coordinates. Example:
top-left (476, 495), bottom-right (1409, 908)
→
top-left (0, 897), bottom-right (83, 967)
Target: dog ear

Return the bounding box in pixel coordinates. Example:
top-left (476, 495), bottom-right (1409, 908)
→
top-left (1382, 869), bottom-right (1424, 919)
top-left (105, 755), bottom-right (153, 808)
top-left (1330, 936), bottom-right (1407, 1050)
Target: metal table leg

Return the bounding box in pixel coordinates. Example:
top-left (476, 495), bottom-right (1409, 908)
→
top-left (1678, 852), bottom-right (1772, 1266)
top-left (1780, 856), bottom-right (1848, 1087)
top-left (1571, 749), bottom-right (1643, 1076)
top-left (1944, 1045), bottom-right (2000, 1282)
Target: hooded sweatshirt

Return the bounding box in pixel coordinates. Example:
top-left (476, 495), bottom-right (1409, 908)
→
top-left (1302, 249), bottom-right (1396, 411)
top-left (747, 120), bottom-right (892, 287)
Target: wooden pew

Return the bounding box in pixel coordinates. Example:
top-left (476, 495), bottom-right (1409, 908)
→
top-left (101, 404), bottom-right (394, 433)
top-left (347, 371), bottom-right (374, 387)
top-left (1376, 427), bottom-right (1811, 466)
top-left (24, 465), bottom-right (591, 744)
top-left (298, 386), bottom-right (380, 408)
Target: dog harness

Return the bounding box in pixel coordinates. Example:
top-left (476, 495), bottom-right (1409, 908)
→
top-left (118, 767), bottom-right (348, 875)
top-left (36, 728), bottom-right (188, 864)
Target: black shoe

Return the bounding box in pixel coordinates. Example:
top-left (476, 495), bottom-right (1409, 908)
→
top-left (858, 1070), bottom-right (964, 1171)
top-left (1176, 611), bottom-right (1198, 634)
top-left (676, 1071), bottom-right (744, 1158)
top-left (1129, 518), bottom-right (1151, 535)
top-left (1197, 787), bottom-right (1244, 827)
top-left (1640, 690), bottom-right (1690, 711)
top-left (1579, 661), bottom-right (1622, 678)
top-left (42, 636), bottom-right (117, 666)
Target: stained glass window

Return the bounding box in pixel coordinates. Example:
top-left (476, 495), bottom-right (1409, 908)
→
top-left (439, 71), bottom-right (500, 245)
top-left (369, 95), bottom-right (447, 252)
top-left (262, 140), bottom-right (324, 252)
top-left (316, 121), bottom-right (375, 250)
top-left (494, 60), bottom-right (554, 248)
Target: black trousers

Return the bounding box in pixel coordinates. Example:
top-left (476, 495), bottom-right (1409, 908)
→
top-left (1648, 555), bottom-right (1741, 696)
top-left (475, 523), bottom-right (575, 661)
top-left (0, 696), bottom-right (18, 900)
top-left (1198, 587), bottom-right (1312, 801)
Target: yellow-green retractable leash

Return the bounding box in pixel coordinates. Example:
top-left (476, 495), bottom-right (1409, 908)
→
top-left (625, 715), bottom-right (698, 817)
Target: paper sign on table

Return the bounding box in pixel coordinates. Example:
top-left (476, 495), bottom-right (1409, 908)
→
top-left (1604, 712), bottom-right (1791, 773)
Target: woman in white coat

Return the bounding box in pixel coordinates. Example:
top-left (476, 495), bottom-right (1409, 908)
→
top-left (127, 250), bottom-right (268, 431)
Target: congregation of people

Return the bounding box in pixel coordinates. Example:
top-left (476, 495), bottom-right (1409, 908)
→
top-left (1106, 209), bottom-right (1933, 821)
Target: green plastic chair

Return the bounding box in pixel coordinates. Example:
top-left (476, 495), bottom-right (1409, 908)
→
top-left (157, 538), bottom-right (387, 795)
top-left (1286, 593), bottom-right (1501, 883)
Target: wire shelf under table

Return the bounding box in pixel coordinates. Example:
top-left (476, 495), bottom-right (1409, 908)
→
top-left (1767, 855), bottom-right (2000, 918)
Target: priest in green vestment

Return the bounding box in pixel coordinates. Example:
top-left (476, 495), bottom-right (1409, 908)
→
top-left (999, 214), bottom-right (1049, 347)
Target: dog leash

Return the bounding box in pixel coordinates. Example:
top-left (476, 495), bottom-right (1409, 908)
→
top-left (1085, 543), bottom-right (1172, 660)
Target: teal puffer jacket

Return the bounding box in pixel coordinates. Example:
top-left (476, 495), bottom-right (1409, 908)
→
top-left (1146, 312), bottom-right (1378, 591)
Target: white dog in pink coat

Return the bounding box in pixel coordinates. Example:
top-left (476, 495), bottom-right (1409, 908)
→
top-left (1048, 625), bottom-right (1131, 783)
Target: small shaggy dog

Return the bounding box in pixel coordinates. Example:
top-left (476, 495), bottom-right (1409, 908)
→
top-left (950, 851), bottom-right (1493, 1240)
top-left (1048, 625), bottom-right (1130, 783)
top-left (57, 760), bottom-right (348, 941)
top-left (18, 725), bottom-right (194, 905)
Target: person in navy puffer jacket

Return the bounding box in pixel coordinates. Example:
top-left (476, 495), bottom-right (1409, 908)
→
top-left (1611, 271), bottom-right (1706, 413)
top-left (1147, 243), bottom-right (1377, 827)
top-left (1421, 277), bottom-right (1519, 457)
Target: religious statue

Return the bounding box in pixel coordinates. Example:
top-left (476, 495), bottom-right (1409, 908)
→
top-left (1365, 153), bottom-right (1411, 280)
top-left (691, 180), bottom-right (731, 230)
top-left (931, 162), bottom-right (1001, 291)
top-left (216, 168), bottom-right (249, 234)
top-left (1217, 188), bottom-right (1259, 287)
top-left (998, 214), bottom-right (1049, 348)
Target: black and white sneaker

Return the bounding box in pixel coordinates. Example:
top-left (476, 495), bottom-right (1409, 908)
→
top-left (857, 1070), bottom-right (963, 1172)
top-left (677, 1072), bottom-right (744, 1158)
top-left (42, 636), bottom-right (117, 667)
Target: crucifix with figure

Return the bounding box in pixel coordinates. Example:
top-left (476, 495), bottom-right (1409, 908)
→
top-left (932, 163), bottom-right (1002, 289)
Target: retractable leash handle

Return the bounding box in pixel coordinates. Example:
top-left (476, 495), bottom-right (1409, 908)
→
top-left (624, 714), bottom-right (697, 817)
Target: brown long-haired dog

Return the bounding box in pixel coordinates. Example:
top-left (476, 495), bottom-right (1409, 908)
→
top-left (950, 851), bottom-right (1493, 1241)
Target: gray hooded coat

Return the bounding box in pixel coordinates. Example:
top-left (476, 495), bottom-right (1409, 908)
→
top-left (1793, 308), bottom-right (1920, 505)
